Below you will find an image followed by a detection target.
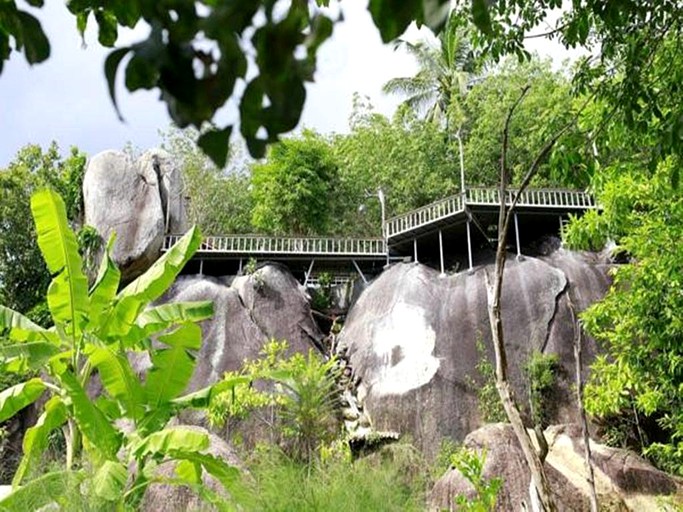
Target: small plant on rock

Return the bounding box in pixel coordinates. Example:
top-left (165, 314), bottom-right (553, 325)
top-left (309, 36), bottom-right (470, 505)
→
top-left (209, 339), bottom-right (342, 462)
top-left (450, 447), bottom-right (502, 512)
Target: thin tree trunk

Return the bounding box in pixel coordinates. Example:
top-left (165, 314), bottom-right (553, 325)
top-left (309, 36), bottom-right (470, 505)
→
top-left (486, 85), bottom-right (565, 511)
top-left (567, 293), bottom-right (599, 512)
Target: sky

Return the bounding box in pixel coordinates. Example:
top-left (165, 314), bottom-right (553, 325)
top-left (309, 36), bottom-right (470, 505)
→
top-left (0, 3), bottom-right (575, 168)
top-left (0, 3), bottom-right (432, 167)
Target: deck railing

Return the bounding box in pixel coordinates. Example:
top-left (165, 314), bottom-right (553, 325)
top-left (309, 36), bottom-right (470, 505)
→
top-left (162, 234), bottom-right (386, 256)
top-left (465, 187), bottom-right (596, 208)
top-left (385, 187), bottom-right (595, 239)
top-left (385, 194), bottom-right (463, 238)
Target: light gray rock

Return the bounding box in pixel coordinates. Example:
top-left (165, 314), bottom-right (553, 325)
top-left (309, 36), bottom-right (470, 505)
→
top-left (338, 249), bottom-right (613, 457)
top-left (138, 148), bottom-right (187, 234)
top-left (83, 150), bottom-right (165, 282)
top-left (149, 264), bottom-right (324, 394)
top-left (429, 423), bottom-right (683, 511)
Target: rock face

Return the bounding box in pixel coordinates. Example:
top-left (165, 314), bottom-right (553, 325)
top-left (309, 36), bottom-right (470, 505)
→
top-left (137, 264), bottom-right (324, 393)
top-left (337, 249), bottom-right (613, 457)
top-left (429, 423), bottom-right (683, 511)
top-left (83, 149), bottom-right (186, 283)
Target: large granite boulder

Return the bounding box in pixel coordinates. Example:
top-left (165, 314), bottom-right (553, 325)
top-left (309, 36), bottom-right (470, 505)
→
top-left (134, 264), bottom-right (324, 393)
top-left (338, 249), bottom-right (612, 457)
top-left (429, 423), bottom-right (683, 511)
top-left (83, 149), bottom-right (186, 283)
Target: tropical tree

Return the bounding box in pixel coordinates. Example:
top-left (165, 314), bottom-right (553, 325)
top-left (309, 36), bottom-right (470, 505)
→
top-left (382, 13), bottom-right (476, 130)
top-left (382, 13), bottom-right (478, 192)
top-left (251, 130), bottom-right (339, 236)
top-left (0, 143), bottom-right (87, 325)
top-left (0, 190), bottom-right (245, 510)
top-left (160, 127), bottom-right (253, 235)
top-left (330, 98), bottom-right (458, 235)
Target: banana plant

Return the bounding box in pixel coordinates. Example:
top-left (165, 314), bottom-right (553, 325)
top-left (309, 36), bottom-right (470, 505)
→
top-left (0, 189), bottom-right (246, 510)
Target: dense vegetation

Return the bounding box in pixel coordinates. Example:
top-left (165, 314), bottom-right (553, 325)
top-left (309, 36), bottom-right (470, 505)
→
top-left (2, 0), bottom-right (683, 509)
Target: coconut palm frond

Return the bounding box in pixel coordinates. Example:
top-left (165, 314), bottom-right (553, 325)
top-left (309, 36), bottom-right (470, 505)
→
top-left (382, 76), bottom-right (434, 97)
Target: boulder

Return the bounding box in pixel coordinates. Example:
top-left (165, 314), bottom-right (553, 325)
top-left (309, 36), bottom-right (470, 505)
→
top-left (83, 149), bottom-right (187, 283)
top-left (337, 248), bottom-right (613, 457)
top-left (138, 264), bottom-right (324, 393)
top-left (138, 148), bottom-right (187, 234)
top-left (140, 425), bottom-right (243, 512)
top-left (429, 423), bottom-right (683, 511)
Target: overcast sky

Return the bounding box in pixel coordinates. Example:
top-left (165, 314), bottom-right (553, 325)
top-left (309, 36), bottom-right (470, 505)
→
top-left (0, 3), bottom-right (435, 167)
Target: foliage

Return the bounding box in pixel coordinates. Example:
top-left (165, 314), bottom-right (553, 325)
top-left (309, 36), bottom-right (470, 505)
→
top-left (450, 447), bottom-right (502, 512)
top-left (467, 339), bottom-right (506, 424)
top-left (160, 127), bottom-right (253, 235)
top-left (383, 12), bottom-right (477, 130)
top-left (331, 98), bottom-right (458, 235)
top-left (240, 442), bottom-right (427, 512)
top-left (567, 159), bottom-right (683, 475)
top-left (523, 351), bottom-right (559, 428)
top-left (0, 190), bottom-right (244, 509)
top-left (0, 143), bottom-right (86, 325)
top-left (462, 57), bottom-right (588, 187)
top-left (251, 130), bottom-right (339, 236)
top-left (310, 272), bottom-right (333, 311)
top-left (209, 340), bottom-right (341, 463)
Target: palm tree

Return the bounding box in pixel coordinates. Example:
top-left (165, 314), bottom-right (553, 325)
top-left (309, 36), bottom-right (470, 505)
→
top-left (383, 14), bottom-right (477, 190)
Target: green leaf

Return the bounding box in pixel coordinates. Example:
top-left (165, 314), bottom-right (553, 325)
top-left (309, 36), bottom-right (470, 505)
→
top-left (145, 324), bottom-right (201, 406)
top-left (88, 234), bottom-right (121, 330)
top-left (92, 461), bottom-right (127, 501)
top-left (368, 0), bottom-right (423, 43)
top-left (94, 10), bottom-right (118, 47)
top-left (30, 190), bottom-right (89, 336)
top-left (176, 451), bottom-right (240, 491)
top-left (132, 427), bottom-right (209, 459)
top-left (103, 227), bottom-right (201, 339)
top-left (471, 0), bottom-right (493, 35)
top-left (198, 126), bottom-right (233, 168)
top-left (58, 371), bottom-right (121, 460)
top-left (87, 346), bottom-right (144, 420)
top-left (0, 342), bottom-right (60, 371)
top-left (134, 301), bottom-right (213, 339)
top-left (171, 375), bottom-right (251, 409)
top-left (175, 459), bottom-right (201, 484)
top-left (0, 304), bottom-right (58, 344)
top-left (104, 47), bottom-right (131, 121)
top-left (13, 396), bottom-right (68, 486)
top-left (0, 470), bottom-right (83, 511)
top-left (118, 226), bottom-right (201, 306)
top-left (0, 378), bottom-right (45, 423)
top-left (15, 10), bottom-right (50, 64)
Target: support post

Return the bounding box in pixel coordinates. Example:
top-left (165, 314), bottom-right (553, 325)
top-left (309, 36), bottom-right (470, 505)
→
top-left (304, 259), bottom-right (315, 287)
top-left (352, 259), bottom-right (368, 284)
top-left (413, 238), bottom-right (419, 263)
top-left (514, 212), bottom-right (523, 260)
top-left (199, 259), bottom-right (204, 276)
top-left (238, 258), bottom-right (243, 274)
top-left (439, 230), bottom-right (445, 277)
top-left (466, 220), bottom-right (473, 272)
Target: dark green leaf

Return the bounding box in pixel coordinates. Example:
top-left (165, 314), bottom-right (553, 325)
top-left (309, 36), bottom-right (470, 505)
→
top-left (16, 11), bottom-right (50, 64)
top-left (471, 0), bottom-right (492, 35)
top-left (104, 47), bottom-right (131, 122)
top-left (95, 10), bottom-right (118, 47)
top-left (198, 126), bottom-right (233, 168)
